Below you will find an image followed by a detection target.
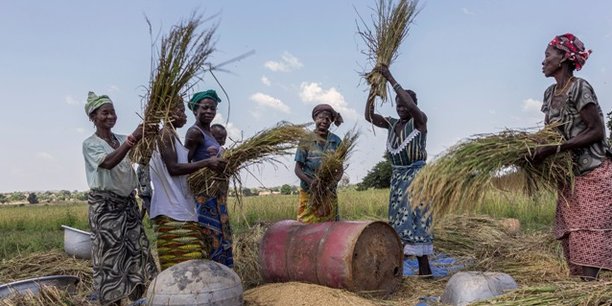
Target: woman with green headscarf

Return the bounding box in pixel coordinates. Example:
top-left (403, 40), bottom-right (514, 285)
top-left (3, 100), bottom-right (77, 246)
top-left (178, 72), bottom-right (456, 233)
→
top-left (184, 89), bottom-right (233, 267)
top-left (82, 91), bottom-right (158, 305)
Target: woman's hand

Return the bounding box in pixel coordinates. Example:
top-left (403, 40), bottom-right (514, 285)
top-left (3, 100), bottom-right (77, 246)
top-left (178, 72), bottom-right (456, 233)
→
top-left (530, 145), bottom-right (558, 164)
top-left (206, 156), bottom-right (228, 173)
top-left (131, 124), bottom-right (144, 141)
top-left (372, 64), bottom-right (392, 80)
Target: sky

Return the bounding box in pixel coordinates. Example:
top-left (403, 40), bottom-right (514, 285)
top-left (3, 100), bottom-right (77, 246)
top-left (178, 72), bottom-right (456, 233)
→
top-left (0, 0), bottom-right (611, 193)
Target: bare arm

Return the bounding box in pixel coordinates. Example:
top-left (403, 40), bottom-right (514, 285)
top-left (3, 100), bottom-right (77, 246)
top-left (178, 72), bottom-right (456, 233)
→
top-left (532, 104), bottom-right (605, 163)
top-left (560, 103), bottom-right (606, 150)
top-left (184, 126), bottom-right (203, 162)
top-left (294, 162), bottom-right (314, 187)
top-left (99, 124), bottom-right (143, 169)
top-left (365, 87), bottom-right (391, 129)
top-left (377, 65), bottom-right (427, 133)
top-left (159, 128), bottom-right (226, 176)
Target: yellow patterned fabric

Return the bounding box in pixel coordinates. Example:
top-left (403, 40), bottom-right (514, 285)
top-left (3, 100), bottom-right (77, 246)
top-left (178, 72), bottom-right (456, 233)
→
top-left (297, 189), bottom-right (338, 224)
top-left (153, 215), bottom-right (206, 271)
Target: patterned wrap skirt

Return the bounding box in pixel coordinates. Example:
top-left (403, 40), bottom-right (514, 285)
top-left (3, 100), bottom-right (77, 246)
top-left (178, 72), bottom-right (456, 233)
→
top-left (88, 190), bottom-right (158, 305)
top-left (195, 192), bottom-right (233, 268)
top-left (554, 159), bottom-right (612, 276)
top-left (389, 161), bottom-right (433, 255)
top-left (297, 189), bottom-right (339, 223)
top-left (152, 215), bottom-right (206, 271)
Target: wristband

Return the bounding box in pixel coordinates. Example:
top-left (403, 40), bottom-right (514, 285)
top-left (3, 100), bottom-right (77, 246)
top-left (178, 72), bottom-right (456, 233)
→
top-left (392, 83), bottom-right (402, 91)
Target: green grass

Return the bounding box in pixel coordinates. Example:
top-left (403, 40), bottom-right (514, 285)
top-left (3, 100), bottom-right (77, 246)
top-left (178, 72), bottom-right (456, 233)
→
top-left (0, 188), bottom-right (556, 260)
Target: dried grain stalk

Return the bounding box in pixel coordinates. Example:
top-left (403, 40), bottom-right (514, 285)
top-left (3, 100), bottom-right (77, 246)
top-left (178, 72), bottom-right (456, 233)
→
top-left (474, 281), bottom-right (612, 305)
top-left (131, 14), bottom-right (217, 165)
top-left (188, 122), bottom-right (311, 196)
top-left (309, 129), bottom-right (359, 213)
top-left (409, 125), bottom-right (574, 218)
top-left (357, 0), bottom-right (419, 102)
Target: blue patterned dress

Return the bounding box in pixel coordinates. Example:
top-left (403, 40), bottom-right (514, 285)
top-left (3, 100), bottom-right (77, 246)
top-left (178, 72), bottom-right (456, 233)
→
top-left (191, 125), bottom-right (233, 268)
top-left (386, 117), bottom-right (433, 256)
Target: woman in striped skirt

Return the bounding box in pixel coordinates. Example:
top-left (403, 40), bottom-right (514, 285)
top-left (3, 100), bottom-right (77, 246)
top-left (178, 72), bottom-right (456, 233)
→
top-left (82, 92), bottom-right (157, 305)
top-left (149, 97), bottom-right (226, 270)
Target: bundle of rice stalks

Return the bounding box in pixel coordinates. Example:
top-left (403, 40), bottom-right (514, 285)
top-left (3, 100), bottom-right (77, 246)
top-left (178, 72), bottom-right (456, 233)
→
top-left (188, 122), bottom-right (310, 196)
top-left (409, 125), bottom-right (574, 218)
top-left (474, 281), bottom-right (612, 305)
top-left (309, 129), bottom-right (359, 214)
top-left (130, 14), bottom-right (217, 165)
top-left (232, 223), bottom-right (268, 289)
top-left (357, 0), bottom-right (419, 102)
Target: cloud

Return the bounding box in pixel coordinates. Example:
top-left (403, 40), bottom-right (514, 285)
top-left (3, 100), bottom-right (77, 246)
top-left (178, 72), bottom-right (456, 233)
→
top-left (264, 52), bottom-right (303, 72)
top-left (462, 8), bottom-right (475, 15)
top-left (298, 82), bottom-right (358, 119)
top-left (250, 92), bottom-right (291, 113)
top-left (261, 76), bottom-right (271, 86)
top-left (212, 114), bottom-right (241, 144)
top-left (65, 95), bottom-right (83, 106)
top-left (76, 128), bottom-right (86, 134)
top-left (522, 98), bottom-right (542, 113)
top-left (107, 85), bottom-right (120, 93)
top-left (36, 152), bottom-right (55, 161)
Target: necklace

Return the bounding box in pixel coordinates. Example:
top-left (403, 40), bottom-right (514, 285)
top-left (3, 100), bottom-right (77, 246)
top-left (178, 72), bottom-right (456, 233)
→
top-left (554, 76), bottom-right (574, 96)
top-left (97, 133), bottom-right (118, 147)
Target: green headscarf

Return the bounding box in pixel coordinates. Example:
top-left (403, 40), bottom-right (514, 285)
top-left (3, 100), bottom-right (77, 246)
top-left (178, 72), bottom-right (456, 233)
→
top-left (188, 90), bottom-right (221, 111)
top-left (85, 91), bottom-right (113, 116)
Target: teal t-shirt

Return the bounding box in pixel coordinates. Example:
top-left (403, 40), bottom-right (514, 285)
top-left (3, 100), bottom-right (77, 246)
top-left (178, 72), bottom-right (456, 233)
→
top-left (294, 132), bottom-right (342, 192)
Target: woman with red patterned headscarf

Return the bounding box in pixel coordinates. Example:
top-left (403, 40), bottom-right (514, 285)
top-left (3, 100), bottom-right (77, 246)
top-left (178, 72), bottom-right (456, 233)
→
top-left (532, 33), bottom-right (612, 281)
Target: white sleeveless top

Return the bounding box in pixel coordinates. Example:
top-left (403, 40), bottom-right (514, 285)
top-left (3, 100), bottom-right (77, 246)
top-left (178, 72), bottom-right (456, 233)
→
top-left (149, 133), bottom-right (198, 222)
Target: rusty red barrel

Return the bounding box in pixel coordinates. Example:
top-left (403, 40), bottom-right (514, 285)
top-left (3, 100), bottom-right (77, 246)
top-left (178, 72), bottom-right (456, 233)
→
top-left (259, 220), bottom-right (402, 296)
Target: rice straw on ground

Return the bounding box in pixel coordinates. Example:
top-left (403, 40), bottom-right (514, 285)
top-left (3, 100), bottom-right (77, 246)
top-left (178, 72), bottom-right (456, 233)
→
top-left (473, 281), bottom-right (612, 305)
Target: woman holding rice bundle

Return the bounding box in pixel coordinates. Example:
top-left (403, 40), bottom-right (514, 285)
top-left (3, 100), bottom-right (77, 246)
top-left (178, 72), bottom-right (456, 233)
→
top-left (82, 91), bottom-right (157, 305)
top-left (184, 89), bottom-right (234, 267)
top-left (149, 97), bottom-right (226, 271)
top-left (294, 104), bottom-right (344, 223)
top-left (532, 33), bottom-right (612, 280)
top-left (365, 65), bottom-right (433, 276)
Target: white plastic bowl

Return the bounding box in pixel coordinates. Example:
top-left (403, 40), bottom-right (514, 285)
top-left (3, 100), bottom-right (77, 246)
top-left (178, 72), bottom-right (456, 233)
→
top-left (61, 225), bottom-right (92, 259)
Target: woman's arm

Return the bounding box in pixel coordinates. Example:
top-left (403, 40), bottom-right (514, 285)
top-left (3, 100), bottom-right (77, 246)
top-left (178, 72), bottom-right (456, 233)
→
top-left (532, 104), bottom-right (606, 163)
top-left (365, 87), bottom-right (391, 129)
top-left (378, 65), bottom-right (427, 133)
top-left (99, 124), bottom-right (143, 169)
top-left (295, 162), bottom-right (314, 187)
top-left (159, 128), bottom-right (226, 176)
top-left (184, 126), bottom-right (203, 162)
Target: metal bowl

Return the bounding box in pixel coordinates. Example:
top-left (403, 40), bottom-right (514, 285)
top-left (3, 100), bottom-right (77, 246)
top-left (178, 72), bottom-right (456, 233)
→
top-left (61, 225), bottom-right (92, 259)
top-left (0, 275), bottom-right (80, 298)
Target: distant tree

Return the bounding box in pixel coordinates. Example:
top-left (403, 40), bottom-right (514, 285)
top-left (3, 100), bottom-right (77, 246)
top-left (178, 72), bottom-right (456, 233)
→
top-left (357, 155), bottom-right (392, 190)
top-left (8, 192), bottom-right (26, 202)
top-left (74, 191), bottom-right (88, 201)
top-left (0, 194), bottom-right (6, 204)
top-left (291, 185), bottom-right (299, 195)
top-left (27, 193), bottom-right (39, 204)
top-left (339, 175), bottom-right (350, 188)
top-left (280, 184), bottom-right (292, 195)
top-left (242, 188), bottom-right (254, 197)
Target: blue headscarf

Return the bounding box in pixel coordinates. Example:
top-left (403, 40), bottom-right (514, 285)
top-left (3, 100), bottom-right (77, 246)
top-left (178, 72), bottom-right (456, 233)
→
top-left (188, 90), bottom-right (221, 111)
